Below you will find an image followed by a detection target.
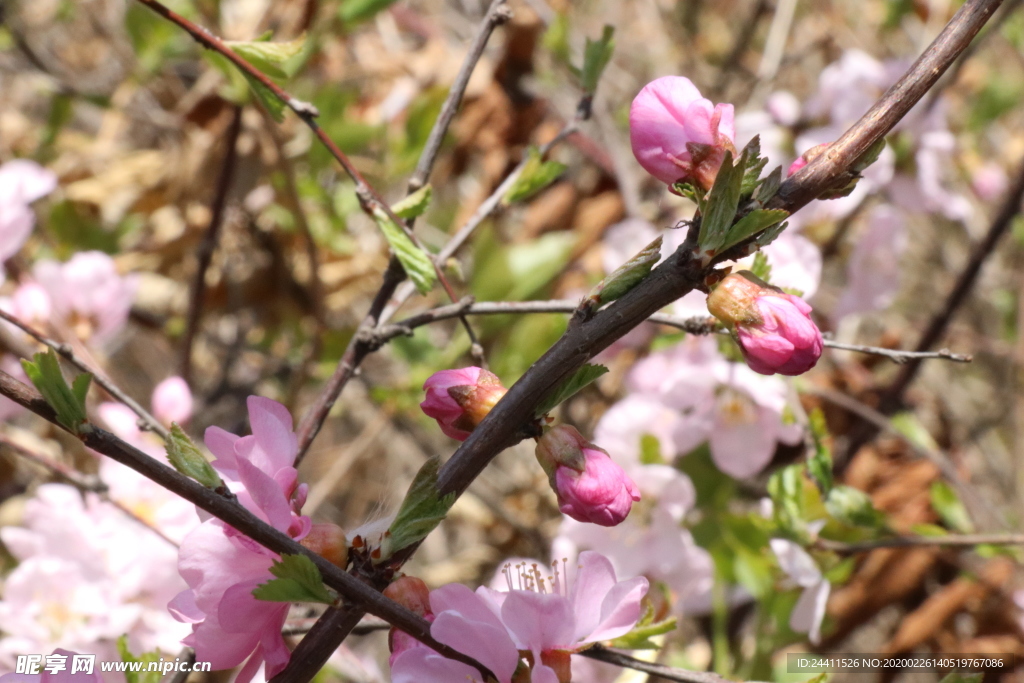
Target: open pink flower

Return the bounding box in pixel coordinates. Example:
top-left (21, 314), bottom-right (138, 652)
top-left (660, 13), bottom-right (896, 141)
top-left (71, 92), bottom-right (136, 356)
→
top-left (420, 367), bottom-right (507, 440)
top-left (169, 397), bottom-right (309, 683)
top-left (629, 76), bottom-right (736, 190)
top-left (390, 551), bottom-right (647, 683)
top-left (152, 376), bottom-right (194, 426)
top-left (0, 160), bottom-right (57, 264)
top-left (33, 251), bottom-right (138, 345)
top-left (536, 426), bottom-right (640, 527)
top-left (707, 271), bottom-right (823, 376)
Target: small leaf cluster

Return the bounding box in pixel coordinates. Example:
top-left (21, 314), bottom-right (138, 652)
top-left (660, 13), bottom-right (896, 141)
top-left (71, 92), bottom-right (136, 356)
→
top-left (21, 349), bottom-right (91, 434)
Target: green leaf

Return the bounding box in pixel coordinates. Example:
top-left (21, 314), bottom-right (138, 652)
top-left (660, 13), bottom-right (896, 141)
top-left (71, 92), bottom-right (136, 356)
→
top-left (588, 236), bottom-right (661, 305)
top-left (21, 349), bottom-right (90, 434)
top-left (253, 554), bottom-right (335, 604)
top-left (607, 615), bottom-right (677, 649)
top-left (534, 363), bottom-right (608, 418)
top-left (930, 481), bottom-right (974, 533)
top-left (388, 455), bottom-right (457, 555)
top-left (580, 26), bottom-right (615, 94)
top-left (340, 0), bottom-right (399, 25)
top-left (504, 148), bottom-right (567, 205)
top-left (225, 34), bottom-right (307, 80)
top-left (697, 149), bottom-right (746, 255)
top-left (806, 408), bottom-right (833, 496)
top-left (753, 220), bottom-right (787, 249)
top-left (890, 411), bottom-right (940, 452)
top-left (166, 424), bottom-right (223, 489)
top-left (240, 72), bottom-right (286, 122)
top-left (740, 135), bottom-right (769, 196)
top-left (825, 485), bottom-right (885, 528)
top-left (719, 208), bottom-right (789, 252)
top-left (117, 636), bottom-right (162, 683)
top-left (753, 165), bottom-right (783, 203)
top-left (749, 251), bottom-right (772, 282)
top-left (371, 205), bottom-right (437, 294)
top-left (391, 184), bottom-right (432, 220)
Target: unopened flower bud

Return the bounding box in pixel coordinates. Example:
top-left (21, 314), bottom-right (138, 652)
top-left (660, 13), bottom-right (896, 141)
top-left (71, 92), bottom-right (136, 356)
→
top-left (420, 367), bottom-right (508, 441)
top-left (384, 576), bottom-right (434, 666)
top-left (707, 271), bottom-right (823, 376)
top-left (787, 143), bottom-right (830, 176)
top-left (629, 76), bottom-right (737, 191)
top-left (300, 523), bottom-right (348, 568)
top-left (535, 425), bottom-right (640, 527)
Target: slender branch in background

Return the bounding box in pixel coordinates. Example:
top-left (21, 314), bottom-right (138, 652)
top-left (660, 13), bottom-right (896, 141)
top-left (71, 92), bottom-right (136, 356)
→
top-left (756, 0), bottom-right (798, 82)
top-left (0, 369), bottom-right (490, 679)
top-left (581, 646), bottom-right (754, 683)
top-left (817, 533), bottom-right (1024, 554)
top-left (0, 435), bottom-right (179, 547)
top-left (293, 0), bottom-right (512, 463)
top-left (878, 154), bottom-right (1024, 413)
top-left (774, 0), bottom-right (1005, 214)
top-left (0, 308), bottom-right (169, 440)
top-left (179, 105), bottom-right (243, 385)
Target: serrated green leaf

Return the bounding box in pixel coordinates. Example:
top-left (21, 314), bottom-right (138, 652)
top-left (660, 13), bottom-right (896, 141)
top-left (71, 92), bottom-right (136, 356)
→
top-left (253, 554), bottom-right (335, 605)
top-left (607, 615), bottom-right (677, 649)
top-left (117, 637), bottom-right (163, 683)
top-left (807, 408), bottom-right (833, 496)
top-left (226, 34), bottom-right (307, 80)
top-left (166, 423), bottom-right (223, 489)
top-left (720, 208), bottom-right (789, 252)
top-left (740, 135), bottom-right (768, 196)
top-left (825, 485), bottom-right (885, 528)
top-left (588, 236), bottom-right (661, 305)
top-left (392, 185), bottom-right (432, 220)
top-left (930, 481), bottom-right (974, 533)
top-left (753, 165), bottom-right (783, 203)
top-left (698, 149), bottom-right (746, 255)
top-left (388, 456), bottom-right (457, 554)
top-left (580, 26), bottom-right (615, 94)
top-left (504, 148), bottom-right (567, 205)
top-left (534, 363), bottom-right (608, 418)
top-left (21, 349), bottom-right (90, 434)
top-left (371, 206), bottom-right (437, 294)
top-left (753, 220), bottom-right (787, 249)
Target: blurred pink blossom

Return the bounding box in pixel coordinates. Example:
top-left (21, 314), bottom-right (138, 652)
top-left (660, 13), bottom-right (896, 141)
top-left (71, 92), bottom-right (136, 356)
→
top-left (629, 76), bottom-right (736, 190)
top-left (420, 367), bottom-right (507, 440)
top-left (833, 205), bottom-right (908, 321)
top-left (0, 159), bottom-right (57, 264)
top-left (151, 377), bottom-right (194, 426)
top-left (771, 539), bottom-right (830, 644)
top-left (33, 252), bottom-right (138, 345)
top-left (535, 425), bottom-right (641, 527)
top-left (169, 397), bottom-right (310, 683)
top-left (972, 161), bottom-right (1008, 201)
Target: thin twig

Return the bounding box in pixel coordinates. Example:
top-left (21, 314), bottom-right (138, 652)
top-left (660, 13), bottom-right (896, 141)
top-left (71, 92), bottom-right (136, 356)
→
top-left (179, 105), bottom-right (243, 385)
top-left (581, 646), bottom-right (758, 683)
top-left (816, 533), bottom-right (1024, 554)
top-left (0, 368), bottom-right (490, 681)
top-left (0, 308), bottom-right (169, 440)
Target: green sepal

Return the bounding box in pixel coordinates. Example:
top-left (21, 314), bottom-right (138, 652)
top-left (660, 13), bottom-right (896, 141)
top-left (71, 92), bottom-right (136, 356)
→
top-left (371, 205), bottom-right (437, 294)
top-left (21, 349), bottom-right (91, 434)
top-left (252, 554), bottom-right (335, 605)
top-left (166, 423), bottom-right (223, 489)
top-left (504, 148), bottom-right (567, 205)
top-left (388, 455), bottom-right (457, 556)
top-left (533, 363), bottom-right (608, 418)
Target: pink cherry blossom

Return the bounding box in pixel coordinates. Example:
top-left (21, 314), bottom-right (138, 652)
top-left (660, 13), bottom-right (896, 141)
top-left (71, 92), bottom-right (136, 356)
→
top-left (169, 396), bottom-right (310, 683)
top-left (833, 204), bottom-right (908, 321)
top-left (972, 161), bottom-right (1008, 201)
top-left (151, 377), bottom-right (194, 426)
top-left (420, 367), bottom-right (507, 440)
top-left (735, 293), bottom-right (823, 375)
top-left (771, 539), bottom-right (830, 645)
top-left (33, 252), bottom-right (138, 345)
top-left (535, 426), bottom-right (640, 527)
top-left (0, 159), bottom-right (57, 264)
top-left (629, 76), bottom-right (737, 190)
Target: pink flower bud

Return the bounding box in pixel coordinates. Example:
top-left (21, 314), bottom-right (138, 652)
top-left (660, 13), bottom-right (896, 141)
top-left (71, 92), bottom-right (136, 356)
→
top-left (707, 271), bottom-right (823, 376)
top-left (629, 76), bottom-right (737, 191)
top-left (420, 367), bottom-right (508, 441)
top-left (384, 576), bottom-right (434, 667)
top-left (300, 523), bottom-right (348, 568)
top-left (788, 142), bottom-right (831, 176)
top-left (152, 376), bottom-right (194, 425)
top-left (535, 425), bottom-right (640, 527)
